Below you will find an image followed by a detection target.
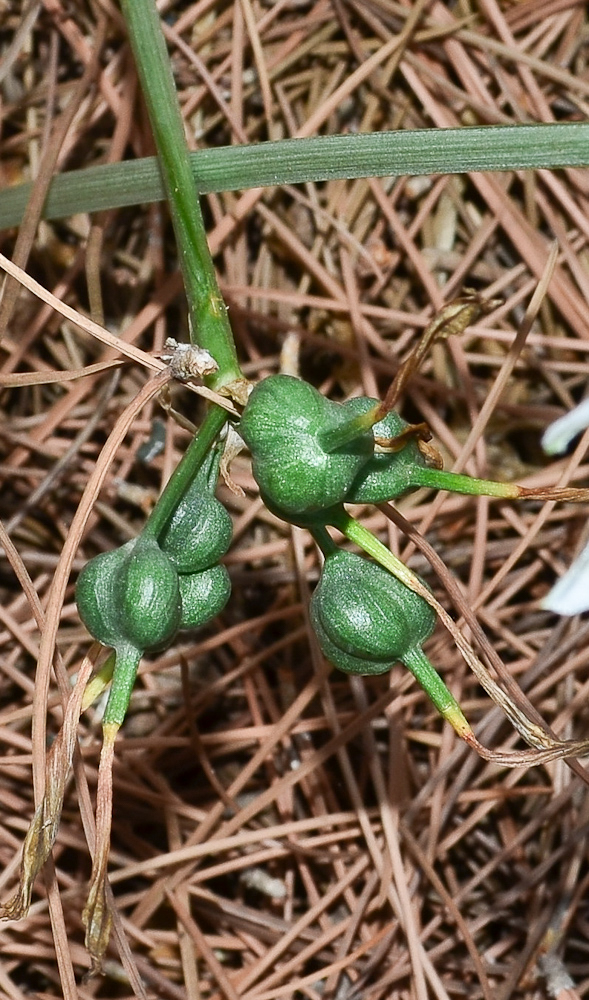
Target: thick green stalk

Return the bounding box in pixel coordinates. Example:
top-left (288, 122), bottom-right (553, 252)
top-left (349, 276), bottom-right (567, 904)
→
top-left (402, 646), bottom-right (470, 737)
top-left (119, 0), bottom-right (242, 391)
top-left (103, 647), bottom-right (142, 728)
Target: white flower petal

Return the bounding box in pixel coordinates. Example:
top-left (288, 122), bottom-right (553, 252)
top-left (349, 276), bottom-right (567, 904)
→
top-left (542, 398), bottom-right (589, 455)
top-left (542, 539), bottom-right (589, 616)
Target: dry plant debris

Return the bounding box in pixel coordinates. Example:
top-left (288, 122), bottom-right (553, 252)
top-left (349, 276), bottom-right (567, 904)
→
top-left (1, 1), bottom-right (589, 998)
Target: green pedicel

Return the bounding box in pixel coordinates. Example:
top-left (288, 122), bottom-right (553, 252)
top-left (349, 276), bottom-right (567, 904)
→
top-left (346, 397), bottom-right (523, 504)
top-left (239, 374), bottom-right (374, 517)
top-left (102, 646), bottom-right (142, 728)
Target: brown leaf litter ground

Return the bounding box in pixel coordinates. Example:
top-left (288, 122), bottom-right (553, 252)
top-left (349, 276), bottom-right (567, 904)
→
top-left (1, 0), bottom-right (589, 997)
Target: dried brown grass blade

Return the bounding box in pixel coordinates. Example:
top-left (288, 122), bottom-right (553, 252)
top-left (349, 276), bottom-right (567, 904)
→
top-left (0, 251), bottom-right (165, 370)
top-left (0, 360), bottom-right (123, 387)
top-left (82, 723), bottom-right (118, 975)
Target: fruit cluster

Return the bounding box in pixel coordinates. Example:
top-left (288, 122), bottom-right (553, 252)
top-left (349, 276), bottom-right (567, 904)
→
top-left (240, 374), bottom-right (438, 673)
top-left (76, 449), bottom-right (231, 723)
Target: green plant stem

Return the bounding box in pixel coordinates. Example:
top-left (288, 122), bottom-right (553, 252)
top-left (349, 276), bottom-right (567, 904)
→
top-left (402, 646), bottom-right (470, 735)
top-left (119, 0), bottom-right (242, 391)
top-left (328, 507), bottom-right (421, 589)
top-left (410, 466), bottom-right (521, 498)
top-left (103, 647), bottom-right (142, 728)
top-left (4, 122), bottom-right (589, 228)
top-left (142, 404), bottom-right (228, 541)
top-left (310, 525), bottom-right (338, 557)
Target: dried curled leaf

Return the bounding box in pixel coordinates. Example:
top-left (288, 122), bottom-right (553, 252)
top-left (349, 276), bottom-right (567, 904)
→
top-left (376, 289), bottom-right (501, 419)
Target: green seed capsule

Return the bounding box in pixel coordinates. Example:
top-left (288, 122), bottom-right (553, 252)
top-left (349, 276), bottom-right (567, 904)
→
top-left (76, 538), bottom-right (181, 654)
top-left (239, 375), bottom-right (374, 518)
top-left (179, 564), bottom-right (231, 629)
top-left (76, 540), bottom-right (136, 649)
top-left (310, 603), bottom-right (392, 675)
top-left (159, 456), bottom-right (232, 573)
top-left (119, 537), bottom-right (181, 650)
top-left (344, 398), bottom-right (426, 504)
top-left (310, 549), bottom-right (436, 674)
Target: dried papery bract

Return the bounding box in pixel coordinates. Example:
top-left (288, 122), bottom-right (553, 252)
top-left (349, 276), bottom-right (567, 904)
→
top-left (82, 720), bottom-right (120, 974)
top-left (0, 650), bottom-right (100, 921)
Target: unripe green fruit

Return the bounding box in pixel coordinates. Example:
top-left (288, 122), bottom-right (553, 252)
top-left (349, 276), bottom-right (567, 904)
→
top-left (239, 375), bottom-right (374, 518)
top-left (160, 491), bottom-right (232, 573)
top-left (179, 564), bottom-right (231, 629)
top-left (310, 603), bottom-right (392, 675)
top-left (120, 538), bottom-right (181, 650)
top-left (259, 491), bottom-right (342, 530)
top-left (159, 447), bottom-right (233, 573)
top-left (76, 537), bottom-right (181, 653)
top-left (345, 398), bottom-right (426, 504)
top-left (310, 549), bottom-right (436, 674)
top-left (76, 541), bottom-right (135, 649)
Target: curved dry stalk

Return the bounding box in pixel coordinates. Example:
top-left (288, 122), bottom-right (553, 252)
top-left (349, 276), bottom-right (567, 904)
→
top-left (380, 503), bottom-right (589, 770)
top-left (82, 722), bottom-right (118, 974)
